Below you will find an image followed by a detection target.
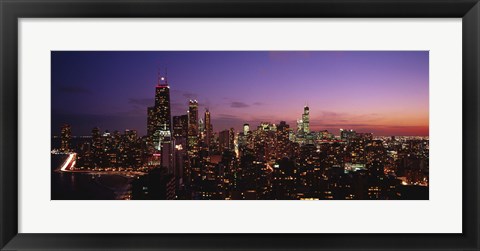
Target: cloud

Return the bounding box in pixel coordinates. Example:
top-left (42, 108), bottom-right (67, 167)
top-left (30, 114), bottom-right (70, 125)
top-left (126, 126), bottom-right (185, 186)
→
top-left (305, 110), bottom-right (391, 133)
top-left (253, 102), bottom-right (264, 106)
top-left (381, 125), bottom-right (429, 129)
top-left (320, 123), bottom-right (373, 128)
top-left (212, 114), bottom-right (245, 132)
top-left (230, 102), bottom-right (250, 108)
top-left (320, 111), bottom-right (345, 118)
top-left (57, 85), bottom-right (92, 94)
top-left (250, 115), bottom-right (279, 123)
top-left (312, 110), bottom-right (383, 125)
top-left (217, 114), bottom-right (239, 119)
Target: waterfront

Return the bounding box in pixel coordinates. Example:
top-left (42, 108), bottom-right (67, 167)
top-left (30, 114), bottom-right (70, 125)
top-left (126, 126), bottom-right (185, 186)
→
top-left (51, 51), bottom-right (429, 200)
top-left (51, 154), bottom-right (133, 200)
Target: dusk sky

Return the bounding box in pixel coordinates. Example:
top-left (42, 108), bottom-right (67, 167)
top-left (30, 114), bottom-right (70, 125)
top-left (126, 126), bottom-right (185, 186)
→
top-left (51, 51), bottom-right (429, 137)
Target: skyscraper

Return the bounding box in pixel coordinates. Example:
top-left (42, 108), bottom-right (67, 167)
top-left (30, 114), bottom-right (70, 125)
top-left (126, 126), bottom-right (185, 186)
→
top-left (147, 107), bottom-right (155, 137)
top-left (173, 115), bottom-right (188, 138)
top-left (204, 108), bottom-right (213, 148)
top-left (302, 105), bottom-right (310, 134)
top-left (297, 119), bottom-right (304, 134)
top-left (172, 115), bottom-right (188, 189)
top-left (218, 129), bottom-right (234, 151)
top-left (146, 70), bottom-right (174, 173)
top-left (60, 124), bottom-right (71, 152)
top-left (147, 72), bottom-right (172, 151)
top-left (199, 118), bottom-right (205, 137)
top-left (243, 123), bottom-right (250, 136)
top-left (187, 100), bottom-right (199, 154)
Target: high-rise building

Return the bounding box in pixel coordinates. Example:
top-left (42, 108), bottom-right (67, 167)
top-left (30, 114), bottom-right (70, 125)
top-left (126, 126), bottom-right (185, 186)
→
top-left (147, 72), bottom-right (172, 151)
top-left (276, 121), bottom-right (291, 158)
top-left (277, 121), bottom-right (288, 131)
top-left (187, 100), bottom-right (199, 154)
top-left (237, 123), bottom-right (251, 153)
top-left (340, 129), bottom-right (356, 141)
top-left (60, 124), bottom-right (71, 152)
top-left (173, 139), bottom-right (186, 189)
top-left (204, 108), bottom-right (213, 147)
top-left (146, 70), bottom-right (174, 172)
top-left (199, 118), bottom-right (205, 137)
top-left (124, 129), bottom-right (137, 142)
top-left (147, 107), bottom-right (155, 137)
top-left (294, 105), bottom-right (311, 145)
top-left (218, 130), bottom-right (230, 151)
top-left (243, 123), bottom-right (250, 136)
top-left (173, 115), bottom-right (188, 138)
top-left (297, 119), bottom-right (303, 134)
top-left (218, 128), bottom-right (235, 151)
top-left (91, 127), bottom-right (101, 152)
top-left (302, 105), bottom-right (310, 134)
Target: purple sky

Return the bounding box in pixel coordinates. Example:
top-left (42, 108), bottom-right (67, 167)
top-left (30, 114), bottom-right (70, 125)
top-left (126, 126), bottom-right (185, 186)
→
top-left (51, 51), bottom-right (429, 137)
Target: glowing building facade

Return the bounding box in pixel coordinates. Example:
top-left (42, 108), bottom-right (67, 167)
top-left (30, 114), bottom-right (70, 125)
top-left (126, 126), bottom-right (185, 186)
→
top-left (302, 105), bottom-right (310, 134)
top-left (187, 100), bottom-right (199, 155)
top-left (204, 108), bottom-right (213, 148)
top-left (146, 72), bottom-right (174, 171)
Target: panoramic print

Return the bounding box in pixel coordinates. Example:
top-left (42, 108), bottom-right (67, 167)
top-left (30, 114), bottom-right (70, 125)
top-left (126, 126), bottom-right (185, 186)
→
top-left (51, 51), bottom-right (429, 200)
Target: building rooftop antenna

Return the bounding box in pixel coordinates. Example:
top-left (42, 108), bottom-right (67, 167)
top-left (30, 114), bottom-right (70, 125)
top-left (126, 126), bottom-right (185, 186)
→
top-left (164, 67), bottom-right (168, 85)
top-left (157, 67), bottom-right (161, 86)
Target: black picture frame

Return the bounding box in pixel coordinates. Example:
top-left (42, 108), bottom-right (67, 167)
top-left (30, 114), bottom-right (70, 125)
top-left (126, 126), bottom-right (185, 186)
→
top-left (1, 0), bottom-right (479, 250)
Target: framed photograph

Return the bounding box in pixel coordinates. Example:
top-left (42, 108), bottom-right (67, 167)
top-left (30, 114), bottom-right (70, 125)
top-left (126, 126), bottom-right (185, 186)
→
top-left (1, 0), bottom-right (479, 250)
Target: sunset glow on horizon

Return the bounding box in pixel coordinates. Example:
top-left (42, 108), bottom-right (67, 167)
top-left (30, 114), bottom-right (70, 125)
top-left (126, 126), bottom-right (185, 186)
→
top-left (51, 51), bottom-right (429, 136)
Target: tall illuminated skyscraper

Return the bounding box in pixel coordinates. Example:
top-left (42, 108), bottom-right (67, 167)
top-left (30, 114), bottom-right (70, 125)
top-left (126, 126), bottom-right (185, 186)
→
top-left (187, 100), bottom-right (199, 154)
top-left (302, 105), bottom-right (310, 134)
top-left (146, 70), bottom-right (174, 172)
top-left (199, 118), bottom-right (205, 136)
top-left (204, 108), bottom-right (213, 148)
top-left (243, 123), bottom-right (250, 136)
top-left (147, 71), bottom-right (172, 151)
top-left (297, 119), bottom-right (303, 134)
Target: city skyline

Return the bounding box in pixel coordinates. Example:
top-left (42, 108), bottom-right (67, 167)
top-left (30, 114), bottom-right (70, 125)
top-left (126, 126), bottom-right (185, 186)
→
top-left (52, 51), bottom-right (429, 137)
top-left (52, 51), bottom-right (429, 200)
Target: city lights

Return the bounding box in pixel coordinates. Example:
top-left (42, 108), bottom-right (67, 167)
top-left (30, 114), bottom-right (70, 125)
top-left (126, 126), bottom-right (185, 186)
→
top-left (52, 75), bottom-right (429, 200)
top-left (51, 51), bottom-right (429, 200)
